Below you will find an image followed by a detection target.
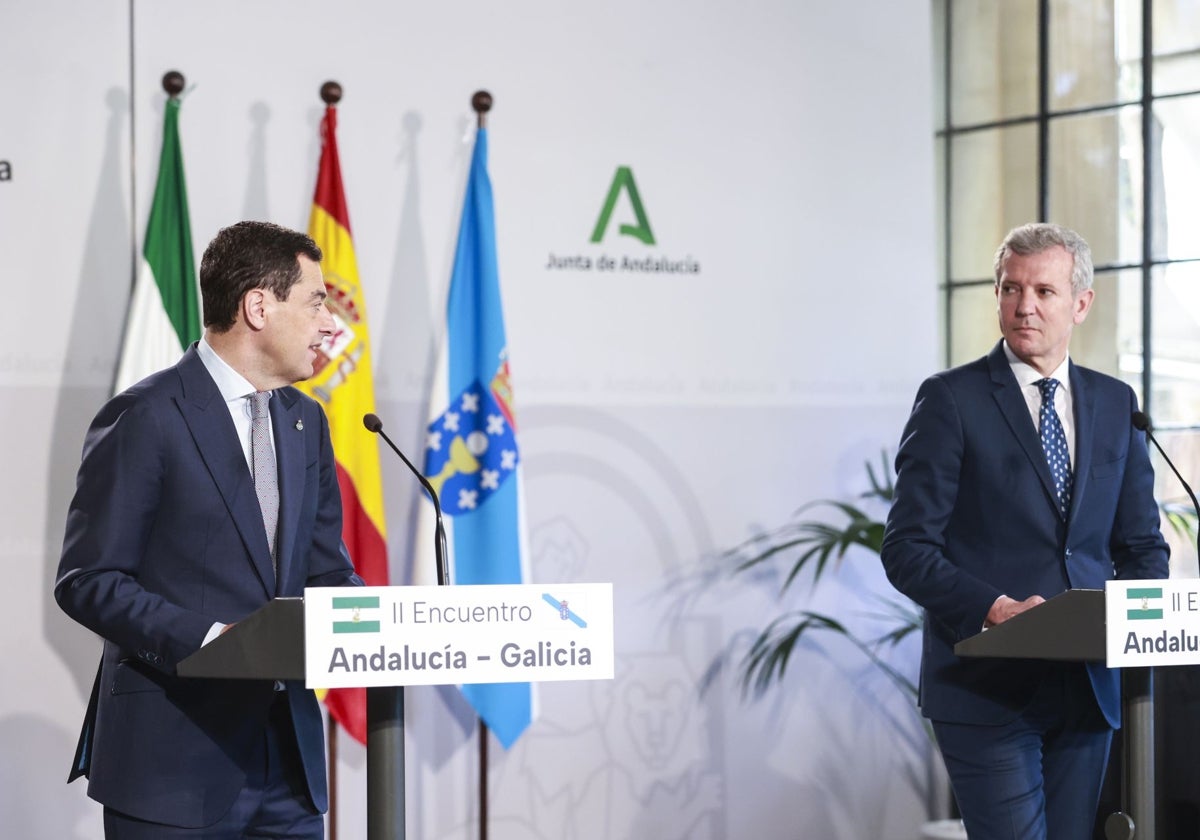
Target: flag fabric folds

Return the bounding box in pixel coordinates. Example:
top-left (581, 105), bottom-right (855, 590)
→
top-left (114, 96), bottom-right (200, 394)
top-left (299, 104), bottom-right (389, 745)
top-left (422, 126), bottom-right (533, 748)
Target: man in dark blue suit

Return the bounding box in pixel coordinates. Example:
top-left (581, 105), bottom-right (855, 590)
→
top-left (881, 223), bottom-right (1169, 840)
top-left (56, 221), bottom-right (363, 838)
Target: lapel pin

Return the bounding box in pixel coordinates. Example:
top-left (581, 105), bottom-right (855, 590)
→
top-left (295, 419), bottom-right (304, 431)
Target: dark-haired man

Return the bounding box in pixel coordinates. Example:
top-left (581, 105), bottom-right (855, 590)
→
top-left (881, 223), bottom-right (1169, 840)
top-left (56, 220), bottom-right (362, 838)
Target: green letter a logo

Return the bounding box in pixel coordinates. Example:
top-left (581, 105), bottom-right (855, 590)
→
top-left (590, 166), bottom-right (655, 245)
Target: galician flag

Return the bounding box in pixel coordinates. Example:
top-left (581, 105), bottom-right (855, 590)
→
top-left (298, 102), bottom-right (389, 745)
top-left (114, 96), bottom-right (199, 393)
top-left (421, 125), bottom-right (533, 747)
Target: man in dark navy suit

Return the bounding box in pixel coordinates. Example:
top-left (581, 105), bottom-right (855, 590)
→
top-left (56, 221), bottom-right (362, 838)
top-left (881, 223), bottom-right (1169, 840)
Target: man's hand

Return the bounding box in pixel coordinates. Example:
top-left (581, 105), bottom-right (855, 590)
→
top-left (985, 594), bottom-right (1045, 628)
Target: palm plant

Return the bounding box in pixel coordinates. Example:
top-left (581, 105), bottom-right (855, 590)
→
top-left (1162, 499), bottom-right (1199, 550)
top-left (727, 451), bottom-right (919, 702)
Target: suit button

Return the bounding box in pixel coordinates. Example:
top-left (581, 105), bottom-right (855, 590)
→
top-left (1065, 549), bottom-right (1072, 559)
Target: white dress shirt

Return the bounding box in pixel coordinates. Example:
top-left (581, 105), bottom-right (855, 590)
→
top-left (1002, 341), bottom-right (1076, 467)
top-left (194, 336), bottom-right (275, 647)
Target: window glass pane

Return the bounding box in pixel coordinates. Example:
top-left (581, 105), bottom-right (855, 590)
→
top-left (949, 272), bottom-right (1144, 406)
top-left (1151, 95), bottom-right (1200, 261)
top-left (1049, 0), bottom-right (1141, 110)
top-left (1047, 107), bottom-right (1143, 267)
top-left (1070, 269), bottom-right (1143, 391)
top-left (1153, 0), bottom-right (1200, 96)
top-left (950, 0), bottom-right (1038, 126)
top-left (1150, 262), bottom-right (1200, 426)
top-left (950, 124), bottom-right (1039, 281)
top-left (934, 0), bottom-right (948, 131)
top-left (935, 136), bottom-right (947, 284)
top-left (1152, 428), bottom-right (1200, 578)
top-left (948, 283), bottom-right (999, 366)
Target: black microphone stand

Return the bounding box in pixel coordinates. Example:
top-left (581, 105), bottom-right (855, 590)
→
top-left (359, 412), bottom-right (452, 840)
top-left (363, 413), bottom-right (449, 586)
top-left (1134, 411), bottom-right (1200, 554)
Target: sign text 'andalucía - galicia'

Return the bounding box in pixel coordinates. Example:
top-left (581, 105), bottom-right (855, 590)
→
top-left (304, 583), bottom-right (614, 689)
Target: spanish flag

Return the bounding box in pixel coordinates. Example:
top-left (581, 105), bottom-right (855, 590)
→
top-left (299, 102), bottom-right (388, 744)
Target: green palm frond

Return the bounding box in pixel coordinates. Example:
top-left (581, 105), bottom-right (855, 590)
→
top-left (863, 449), bottom-right (895, 503)
top-left (1162, 500), bottom-right (1198, 546)
top-left (729, 451), bottom-right (895, 595)
top-left (730, 498), bottom-right (885, 593)
top-left (730, 451), bottom-right (915, 703)
top-left (739, 604), bottom-right (919, 702)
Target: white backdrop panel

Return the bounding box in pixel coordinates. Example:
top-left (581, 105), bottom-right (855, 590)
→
top-left (2, 0), bottom-right (939, 837)
top-left (1, 3), bottom-right (134, 838)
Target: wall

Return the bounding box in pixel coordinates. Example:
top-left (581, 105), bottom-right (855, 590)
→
top-left (1, 1), bottom-right (939, 837)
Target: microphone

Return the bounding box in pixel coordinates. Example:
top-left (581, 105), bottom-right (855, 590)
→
top-left (363, 413), bottom-right (449, 586)
top-left (1133, 411), bottom-right (1200, 551)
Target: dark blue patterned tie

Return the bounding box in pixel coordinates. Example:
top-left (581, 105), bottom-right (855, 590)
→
top-left (1037, 378), bottom-right (1072, 518)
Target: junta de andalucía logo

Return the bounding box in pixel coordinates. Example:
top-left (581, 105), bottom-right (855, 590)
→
top-left (544, 165), bottom-right (701, 276)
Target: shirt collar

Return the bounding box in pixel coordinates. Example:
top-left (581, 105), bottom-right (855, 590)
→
top-left (196, 335), bottom-right (261, 402)
top-left (1001, 340), bottom-right (1071, 395)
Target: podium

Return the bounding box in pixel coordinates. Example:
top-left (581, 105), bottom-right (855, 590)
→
top-left (954, 589), bottom-right (1153, 840)
top-left (177, 598), bottom-right (406, 840)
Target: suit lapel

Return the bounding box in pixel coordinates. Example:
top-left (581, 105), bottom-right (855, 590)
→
top-left (1067, 361), bottom-right (1094, 526)
top-left (986, 342), bottom-right (1063, 515)
top-left (174, 348), bottom-right (276, 596)
top-left (271, 388), bottom-right (306, 595)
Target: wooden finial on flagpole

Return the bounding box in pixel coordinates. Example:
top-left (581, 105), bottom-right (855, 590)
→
top-left (162, 71), bottom-right (185, 99)
top-left (472, 90), bottom-right (492, 128)
top-left (320, 81), bottom-right (343, 105)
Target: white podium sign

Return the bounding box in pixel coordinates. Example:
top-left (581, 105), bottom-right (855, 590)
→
top-left (303, 583), bottom-right (614, 689)
top-left (1106, 579), bottom-right (1200, 667)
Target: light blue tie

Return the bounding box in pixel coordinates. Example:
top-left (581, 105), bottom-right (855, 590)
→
top-left (1037, 378), bottom-right (1072, 519)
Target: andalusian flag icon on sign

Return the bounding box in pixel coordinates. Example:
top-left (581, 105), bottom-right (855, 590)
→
top-left (1126, 587), bottom-right (1164, 621)
top-left (332, 596), bottom-right (381, 633)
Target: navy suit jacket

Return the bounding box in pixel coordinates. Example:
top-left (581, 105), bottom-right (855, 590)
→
top-left (881, 341), bottom-right (1168, 728)
top-left (55, 346), bottom-right (361, 828)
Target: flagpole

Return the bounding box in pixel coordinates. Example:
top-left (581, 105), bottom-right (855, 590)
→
top-left (318, 76), bottom-right (344, 840)
top-left (112, 69), bottom-right (188, 398)
top-left (304, 80), bottom-right (408, 840)
top-left (471, 88), bottom-right (493, 840)
top-left (309, 82), bottom-right (408, 840)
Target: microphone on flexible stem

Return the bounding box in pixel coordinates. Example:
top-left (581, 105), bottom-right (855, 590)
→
top-left (363, 413), bottom-right (449, 586)
top-left (1133, 411), bottom-right (1200, 552)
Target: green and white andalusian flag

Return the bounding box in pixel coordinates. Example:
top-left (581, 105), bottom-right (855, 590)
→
top-left (114, 96), bottom-right (200, 394)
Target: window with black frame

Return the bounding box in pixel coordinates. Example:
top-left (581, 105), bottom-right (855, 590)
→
top-left (934, 0), bottom-right (1200, 574)
top-left (933, 1), bottom-right (1200, 835)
